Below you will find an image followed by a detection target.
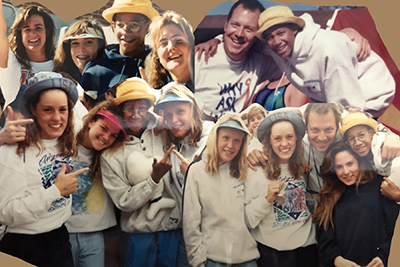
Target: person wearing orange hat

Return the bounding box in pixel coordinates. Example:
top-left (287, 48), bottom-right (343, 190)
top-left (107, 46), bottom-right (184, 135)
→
top-left (257, 5), bottom-right (395, 118)
top-left (80, 0), bottom-right (159, 101)
top-left (101, 77), bottom-right (182, 267)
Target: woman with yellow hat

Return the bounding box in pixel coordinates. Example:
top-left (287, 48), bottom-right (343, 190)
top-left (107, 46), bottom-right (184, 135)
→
top-left (100, 77), bottom-right (181, 267)
top-left (257, 5), bottom-right (395, 118)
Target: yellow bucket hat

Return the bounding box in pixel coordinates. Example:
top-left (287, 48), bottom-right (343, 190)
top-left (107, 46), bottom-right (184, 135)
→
top-left (256, 5), bottom-right (305, 39)
top-left (114, 77), bottom-right (156, 106)
top-left (102, 0), bottom-right (159, 23)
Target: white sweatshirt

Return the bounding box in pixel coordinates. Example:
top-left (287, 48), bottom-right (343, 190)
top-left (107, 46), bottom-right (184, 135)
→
top-left (268, 14), bottom-right (395, 118)
top-left (0, 139), bottom-right (72, 234)
top-left (245, 164), bottom-right (316, 251)
top-left (183, 155), bottom-right (259, 267)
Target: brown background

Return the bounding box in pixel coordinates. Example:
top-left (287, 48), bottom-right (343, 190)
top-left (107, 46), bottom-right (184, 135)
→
top-left (1, 0), bottom-right (400, 266)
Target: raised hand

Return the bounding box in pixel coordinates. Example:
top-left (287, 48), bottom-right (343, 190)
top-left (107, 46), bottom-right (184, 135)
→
top-left (55, 163), bottom-right (89, 196)
top-left (173, 149), bottom-right (198, 176)
top-left (151, 145), bottom-right (175, 183)
top-left (265, 180), bottom-right (285, 203)
top-left (0, 106), bottom-right (34, 145)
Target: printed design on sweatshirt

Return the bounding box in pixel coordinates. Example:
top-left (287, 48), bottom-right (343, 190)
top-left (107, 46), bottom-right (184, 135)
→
top-left (233, 183), bottom-right (245, 199)
top-left (71, 160), bottom-right (104, 215)
top-left (272, 177), bottom-right (308, 228)
top-left (20, 69), bottom-right (35, 87)
top-left (211, 76), bottom-right (252, 119)
top-left (37, 154), bottom-right (72, 212)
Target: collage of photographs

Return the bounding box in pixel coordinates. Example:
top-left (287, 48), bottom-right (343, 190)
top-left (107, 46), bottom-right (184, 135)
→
top-left (0, 0), bottom-right (400, 266)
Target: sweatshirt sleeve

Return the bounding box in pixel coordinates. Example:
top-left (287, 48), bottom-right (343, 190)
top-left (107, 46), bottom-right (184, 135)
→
top-left (0, 47), bottom-right (22, 107)
top-left (322, 33), bottom-right (365, 112)
top-left (316, 223), bottom-right (342, 267)
top-left (0, 149), bottom-right (62, 227)
top-left (183, 165), bottom-right (207, 267)
top-left (377, 193), bottom-right (400, 266)
top-left (101, 154), bottom-right (159, 212)
top-left (244, 169), bottom-right (273, 229)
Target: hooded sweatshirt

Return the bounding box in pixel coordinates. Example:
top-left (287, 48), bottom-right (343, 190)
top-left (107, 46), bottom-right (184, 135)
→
top-left (268, 14), bottom-right (395, 118)
top-left (101, 111), bottom-right (181, 233)
top-left (80, 44), bottom-right (150, 98)
top-left (169, 120), bottom-right (214, 212)
top-left (183, 151), bottom-right (259, 267)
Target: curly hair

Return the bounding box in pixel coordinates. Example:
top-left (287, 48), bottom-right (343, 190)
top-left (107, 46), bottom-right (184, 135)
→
top-left (260, 120), bottom-right (305, 181)
top-left (158, 82), bottom-right (204, 151)
top-left (9, 5), bottom-right (55, 69)
top-left (205, 113), bottom-right (249, 181)
top-left (76, 100), bottom-right (125, 182)
top-left (145, 10), bottom-right (194, 88)
top-left (312, 141), bottom-right (375, 231)
top-left (53, 18), bottom-right (106, 81)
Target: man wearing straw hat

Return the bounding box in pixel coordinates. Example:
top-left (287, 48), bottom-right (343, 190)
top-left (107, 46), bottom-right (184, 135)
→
top-left (80, 0), bottom-right (159, 100)
top-left (195, 0), bottom-right (372, 120)
top-left (256, 5), bottom-right (395, 118)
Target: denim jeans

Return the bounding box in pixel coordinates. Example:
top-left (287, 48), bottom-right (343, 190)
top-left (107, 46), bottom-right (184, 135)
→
top-left (69, 231), bottom-right (105, 267)
top-left (205, 259), bottom-right (257, 267)
top-left (125, 229), bottom-right (181, 267)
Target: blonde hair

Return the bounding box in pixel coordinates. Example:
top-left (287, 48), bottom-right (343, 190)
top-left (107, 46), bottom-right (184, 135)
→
top-left (158, 83), bottom-right (204, 150)
top-left (9, 5), bottom-right (55, 69)
top-left (145, 10), bottom-right (194, 88)
top-left (205, 113), bottom-right (249, 181)
top-left (54, 18), bottom-right (106, 80)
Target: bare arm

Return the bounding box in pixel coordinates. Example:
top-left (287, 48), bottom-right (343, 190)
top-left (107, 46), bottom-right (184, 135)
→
top-left (284, 83), bottom-right (310, 107)
top-left (340, 28), bottom-right (371, 62)
top-left (195, 37), bottom-right (221, 64)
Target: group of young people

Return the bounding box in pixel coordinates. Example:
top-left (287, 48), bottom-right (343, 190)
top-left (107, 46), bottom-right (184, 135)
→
top-left (0, 0), bottom-right (399, 267)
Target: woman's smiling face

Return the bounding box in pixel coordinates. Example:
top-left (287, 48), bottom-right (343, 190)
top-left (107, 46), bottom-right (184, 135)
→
top-left (31, 89), bottom-right (69, 140)
top-left (334, 150), bottom-right (360, 186)
top-left (21, 14), bottom-right (47, 54)
top-left (157, 24), bottom-right (191, 76)
top-left (70, 38), bottom-right (99, 73)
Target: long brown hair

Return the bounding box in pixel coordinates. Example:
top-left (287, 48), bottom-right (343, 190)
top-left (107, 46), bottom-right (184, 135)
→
top-left (9, 5), bottom-right (55, 69)
top-left (260, 120), bottom-right (305, 181)
top-left (76, 100), bottom-right (125, 182)
top-left (312, 141), bottom-right (375, 231)
top-left (17, 90), bottom-right (77, 157)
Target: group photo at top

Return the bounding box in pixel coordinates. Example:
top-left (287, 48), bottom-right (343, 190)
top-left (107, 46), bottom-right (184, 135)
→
top-left (1, 0), bottom-right (400, 267)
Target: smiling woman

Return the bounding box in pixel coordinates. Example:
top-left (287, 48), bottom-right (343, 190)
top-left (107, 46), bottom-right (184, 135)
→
top-left (0, 4), bottom-right (55, 107)
top-left (145, 10), bottom-right (194, 91)
top-left (313, 141), bottom-right (399, 267)
top-left (183, 113), bottom-right (258, 267)
top-left (244, 109), bottom-right (318, 267)
top-left (0, 71), bottom-right (89, 267)
top-left (53, 18), bottom-right (106, 82)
